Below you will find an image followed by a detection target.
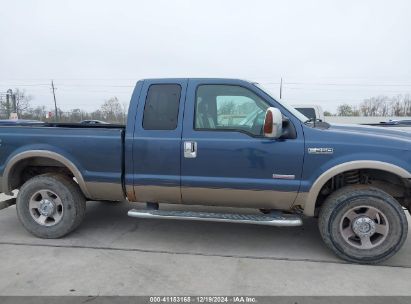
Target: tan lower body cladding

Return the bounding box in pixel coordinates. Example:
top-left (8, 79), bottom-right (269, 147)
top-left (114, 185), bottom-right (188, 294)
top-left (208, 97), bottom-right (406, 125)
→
top-left (85, 181), bottom-right (125, 201)
top-left (133, 185), bottom-right (298, 210)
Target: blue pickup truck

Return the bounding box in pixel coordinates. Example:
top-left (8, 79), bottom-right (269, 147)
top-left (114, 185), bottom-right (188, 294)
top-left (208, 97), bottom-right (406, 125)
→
top-left (1, 78), bottom-right (410, 264)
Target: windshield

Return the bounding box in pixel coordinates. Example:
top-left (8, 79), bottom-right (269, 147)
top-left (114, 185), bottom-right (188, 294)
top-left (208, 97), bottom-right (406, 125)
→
top-left (252, 83), bottom-right (309, 122)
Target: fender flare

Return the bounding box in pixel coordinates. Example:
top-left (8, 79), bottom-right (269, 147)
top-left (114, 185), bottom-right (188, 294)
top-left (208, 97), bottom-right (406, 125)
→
top-left (303, 160), bottom-right (411, 216)
top-left (2, 150), bottom-right (91, 198)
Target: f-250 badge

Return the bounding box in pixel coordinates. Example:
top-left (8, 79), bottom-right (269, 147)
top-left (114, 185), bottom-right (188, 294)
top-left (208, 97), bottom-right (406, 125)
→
top-left (308, 147), bottom-right (334, 154)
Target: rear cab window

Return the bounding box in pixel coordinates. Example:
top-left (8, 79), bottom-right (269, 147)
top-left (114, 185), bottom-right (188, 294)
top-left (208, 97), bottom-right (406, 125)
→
top-left (143, 84), bottom-right (181, 130)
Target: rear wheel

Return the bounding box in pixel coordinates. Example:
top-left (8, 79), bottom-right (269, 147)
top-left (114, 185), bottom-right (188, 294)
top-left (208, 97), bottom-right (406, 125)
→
top-left (16, 173), bottom-right (86, 238)
top-left (319, 186), bottom-right (408, 264)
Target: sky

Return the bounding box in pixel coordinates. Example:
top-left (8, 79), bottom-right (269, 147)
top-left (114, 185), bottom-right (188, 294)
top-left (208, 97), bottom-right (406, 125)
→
top-left (1, 0), bottom-right (411, 113)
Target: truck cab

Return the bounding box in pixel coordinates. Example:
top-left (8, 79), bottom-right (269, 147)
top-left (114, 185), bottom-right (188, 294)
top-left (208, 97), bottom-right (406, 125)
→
top-left (127, 79), bottom-right (305, 211)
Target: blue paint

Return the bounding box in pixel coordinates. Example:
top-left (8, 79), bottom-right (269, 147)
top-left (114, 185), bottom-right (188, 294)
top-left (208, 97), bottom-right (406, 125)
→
top-left (1, 78), bottom-right (410, 208)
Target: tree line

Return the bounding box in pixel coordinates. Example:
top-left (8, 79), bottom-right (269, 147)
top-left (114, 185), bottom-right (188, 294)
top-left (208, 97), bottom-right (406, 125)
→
top-left (0, 89), bottom-right (128, 123)
top-left (2, 89), bottom-right (411, 121)
top-left (332, 94), bottom-right (411, 117)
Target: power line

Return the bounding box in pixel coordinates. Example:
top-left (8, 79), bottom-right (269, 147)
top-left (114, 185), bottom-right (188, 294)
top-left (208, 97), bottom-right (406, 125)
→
top-left (0, 83), bottom-right (50, 87)
top-left (0, 83), bottom-right (134, 88)
top-left (50, 84), bottom-right (134, 88)
top-left (261, 82), bottom-right (411, 87)
top-left (2, 81), bottom-right (411, 88)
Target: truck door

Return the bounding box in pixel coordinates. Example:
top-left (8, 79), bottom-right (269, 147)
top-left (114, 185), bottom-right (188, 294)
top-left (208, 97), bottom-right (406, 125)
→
top-left (181, 79), bottom-right (305, 210)
top-left (132, 79), bottom-right (187, 203)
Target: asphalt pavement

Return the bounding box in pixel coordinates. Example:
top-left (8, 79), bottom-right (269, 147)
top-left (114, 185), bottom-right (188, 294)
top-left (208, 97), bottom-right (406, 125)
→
top-left (0, 196), bottom-right (410, 296)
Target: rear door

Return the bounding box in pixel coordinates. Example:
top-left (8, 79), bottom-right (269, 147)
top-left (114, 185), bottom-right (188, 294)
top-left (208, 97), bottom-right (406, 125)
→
top-left (180, 79), bottom-right (305, 210)
top-left (132, 79), bottom-right (187, 203)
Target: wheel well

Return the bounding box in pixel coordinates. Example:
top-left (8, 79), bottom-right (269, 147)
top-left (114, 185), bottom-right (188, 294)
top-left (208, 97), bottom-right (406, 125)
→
top-left (7, 157), bottom-right (75, 192)
top-left (315, 169), bottom-right (411, 215)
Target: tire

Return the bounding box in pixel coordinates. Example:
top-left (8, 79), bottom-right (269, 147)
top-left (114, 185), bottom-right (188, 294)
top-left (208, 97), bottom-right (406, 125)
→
top-left (16, 173), bottom-right (86, 238)
top-left (318, 185), bottom-right (408, 264)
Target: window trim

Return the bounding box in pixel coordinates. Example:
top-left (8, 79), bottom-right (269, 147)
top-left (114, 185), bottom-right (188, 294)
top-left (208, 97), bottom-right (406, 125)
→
top-left (193, 84), bottom-right (272, 138)
top-left (142, 83), bottom-right (182, 131)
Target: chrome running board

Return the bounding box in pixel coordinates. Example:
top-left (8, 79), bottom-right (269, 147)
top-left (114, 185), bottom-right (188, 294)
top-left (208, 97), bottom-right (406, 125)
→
top-left (127, 209), bottom-right (302, 227)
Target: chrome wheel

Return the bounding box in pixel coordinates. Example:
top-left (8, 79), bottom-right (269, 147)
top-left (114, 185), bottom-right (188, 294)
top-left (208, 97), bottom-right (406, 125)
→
top-left (29, 189), bottom-right (64, 227)
top-left (340, 205), bottom-right (389, 249)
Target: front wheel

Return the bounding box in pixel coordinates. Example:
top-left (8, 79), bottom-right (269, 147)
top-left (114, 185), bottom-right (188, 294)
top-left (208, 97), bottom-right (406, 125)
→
top-left (319, 186), bottom-right (408, 264)
top-left (16, 173), bottom-right (86, 238)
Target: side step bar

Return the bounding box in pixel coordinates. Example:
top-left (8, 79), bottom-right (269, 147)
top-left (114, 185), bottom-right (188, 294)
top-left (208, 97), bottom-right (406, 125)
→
top-left (128, 209), bottom-right (303, 227)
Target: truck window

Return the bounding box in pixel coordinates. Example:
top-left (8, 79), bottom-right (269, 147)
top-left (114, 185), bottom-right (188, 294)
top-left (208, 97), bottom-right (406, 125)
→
top-left (195, 85), bottom-right (269, 136)
top-left (143, 84), bottom-right (181, 130)
top-left (295, 107), bottom-right (316, 120)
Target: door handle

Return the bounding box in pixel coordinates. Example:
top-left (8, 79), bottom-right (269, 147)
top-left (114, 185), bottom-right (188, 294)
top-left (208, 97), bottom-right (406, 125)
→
top-left (184, 141), bottom-right (197, 158)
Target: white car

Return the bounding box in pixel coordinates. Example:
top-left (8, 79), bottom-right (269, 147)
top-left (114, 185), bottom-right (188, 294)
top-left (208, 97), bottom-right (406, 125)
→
top-left (292, 104), bottom-right (324, 121)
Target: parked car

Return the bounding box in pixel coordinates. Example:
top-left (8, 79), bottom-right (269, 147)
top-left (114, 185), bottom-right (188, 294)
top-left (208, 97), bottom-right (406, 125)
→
top-left (363, 119), bottom-right (411, 132)
top-left (80, 120), bottom-right (109, 124)
top-left (0, 119), bottom-right (44, 126)
top-left (0, 78), bottom-right (410, 264)
top-left (293, 104), bottom-right (324, 121)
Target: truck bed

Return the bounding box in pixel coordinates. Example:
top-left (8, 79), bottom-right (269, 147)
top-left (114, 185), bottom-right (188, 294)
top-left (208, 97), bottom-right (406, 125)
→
top-left (1, 122), bottom-right (126, 129)
top-left (0, 124), bottom-right (125, 201)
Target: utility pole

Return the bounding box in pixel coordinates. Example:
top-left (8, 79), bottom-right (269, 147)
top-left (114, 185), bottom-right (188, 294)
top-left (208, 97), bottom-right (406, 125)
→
top-left (11, 93), bottom-right (17, 114)
top-left (6, 89), bottom-right (12, 118)
top-left (280, 77), bottom-right (283, 99)
top-left (51, 80), bottom-right (58, 121)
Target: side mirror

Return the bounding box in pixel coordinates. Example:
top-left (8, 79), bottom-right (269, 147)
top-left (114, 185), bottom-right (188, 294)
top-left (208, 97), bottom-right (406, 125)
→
top-left (263, 107), bottom-right (282, 139)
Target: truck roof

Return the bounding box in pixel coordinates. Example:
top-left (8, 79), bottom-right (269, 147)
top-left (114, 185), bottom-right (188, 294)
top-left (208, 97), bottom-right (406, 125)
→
top-left (139, 78), bottom-right (254, 83)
